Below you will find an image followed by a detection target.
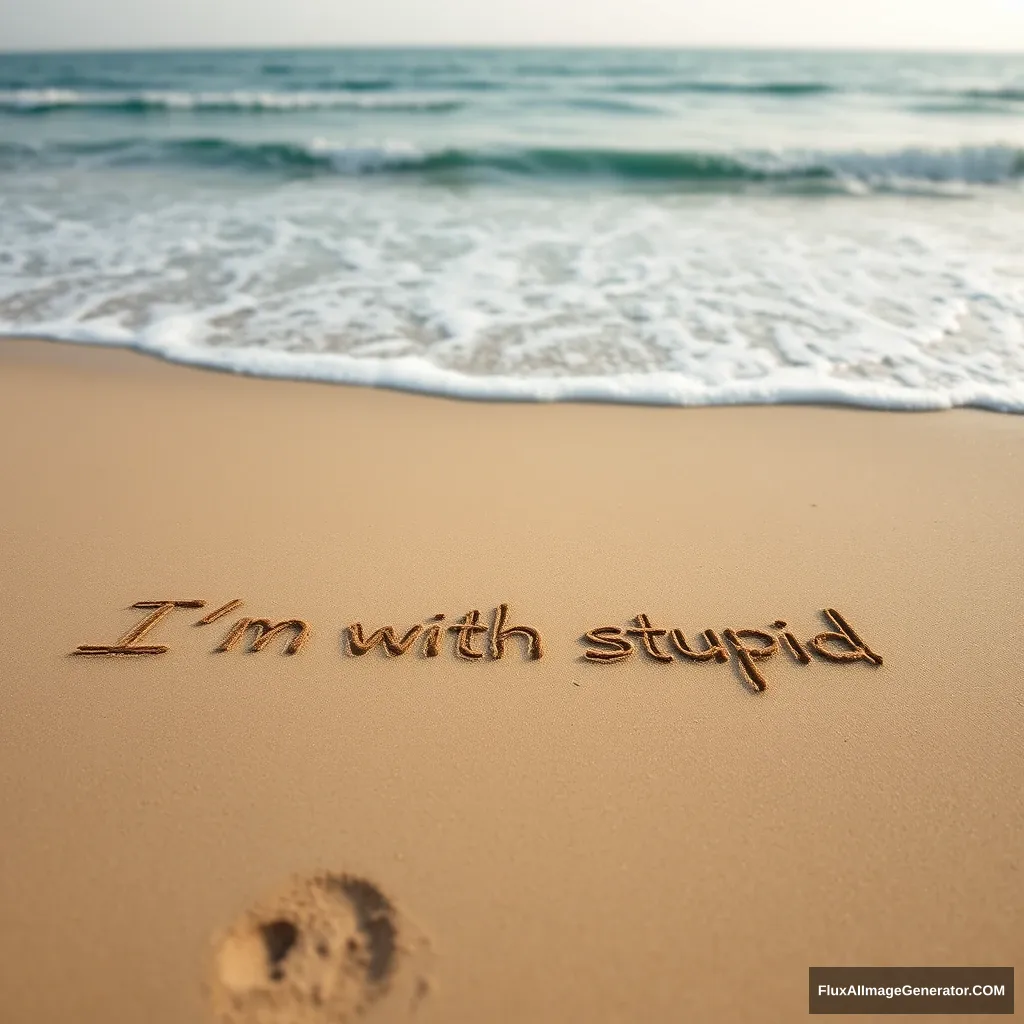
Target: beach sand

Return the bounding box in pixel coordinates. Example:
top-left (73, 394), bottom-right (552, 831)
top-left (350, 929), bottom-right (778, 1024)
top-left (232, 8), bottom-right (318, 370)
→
top-left (0, 337), bottom-right (1020, 1023)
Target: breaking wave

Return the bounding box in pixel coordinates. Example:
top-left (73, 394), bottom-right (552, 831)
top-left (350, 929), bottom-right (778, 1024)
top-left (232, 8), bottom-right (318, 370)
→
top-left (0, 88), bottom-right (464, 113)
top-left (3, 136), bottom-right (1022, 190)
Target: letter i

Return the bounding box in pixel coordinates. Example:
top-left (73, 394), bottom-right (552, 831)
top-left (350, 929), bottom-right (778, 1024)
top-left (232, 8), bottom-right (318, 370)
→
top-left (773, 620), bottom-right (811, 664)
top-left (423, 614), bottom-right (445, 657)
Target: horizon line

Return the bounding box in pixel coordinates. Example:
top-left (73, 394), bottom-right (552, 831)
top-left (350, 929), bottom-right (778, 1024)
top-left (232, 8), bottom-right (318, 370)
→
top-left (3, 41), bottom-right (1024, 57)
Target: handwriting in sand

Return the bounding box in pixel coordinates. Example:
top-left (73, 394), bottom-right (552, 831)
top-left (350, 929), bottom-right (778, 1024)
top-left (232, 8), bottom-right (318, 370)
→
top-left (72, 599), bottom-right (881, 693)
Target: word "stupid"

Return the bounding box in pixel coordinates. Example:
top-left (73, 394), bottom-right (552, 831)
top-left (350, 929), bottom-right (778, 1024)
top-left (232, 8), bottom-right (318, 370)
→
top-left (582, 608), bottom-right (882, 692)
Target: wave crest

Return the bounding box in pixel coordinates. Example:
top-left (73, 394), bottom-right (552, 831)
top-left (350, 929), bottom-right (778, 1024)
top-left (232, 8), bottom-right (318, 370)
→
top-left (0, 88), bottom-right (463, 113)
top-left (613, 80), bottom-right (835, 96)
top-left (3, 136), bottom-right (1022, 190)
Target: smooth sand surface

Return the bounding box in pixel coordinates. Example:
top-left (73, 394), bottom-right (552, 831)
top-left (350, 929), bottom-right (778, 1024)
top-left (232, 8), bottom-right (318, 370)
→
top-left (0, 338), bottom-right (1021, 1023)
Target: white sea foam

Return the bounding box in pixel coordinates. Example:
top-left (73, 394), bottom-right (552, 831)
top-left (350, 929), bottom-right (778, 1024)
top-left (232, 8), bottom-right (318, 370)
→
top-left (306, 138), bottom-right (430, 173)
top-left (17, 328), bottom-right (1024, 411)
top-left (2, 177), bottom-right (1023, 411)
top-left (16, 325), bottom-right (1024, 409)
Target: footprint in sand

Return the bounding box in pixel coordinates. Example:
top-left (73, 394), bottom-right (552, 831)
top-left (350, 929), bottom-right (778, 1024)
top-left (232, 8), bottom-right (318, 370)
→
top-left (210, 872), bottom-right (423, 1024)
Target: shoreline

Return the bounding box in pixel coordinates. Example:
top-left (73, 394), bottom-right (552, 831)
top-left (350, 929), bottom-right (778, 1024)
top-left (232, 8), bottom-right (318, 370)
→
top-left (1, 336), bottom-right (1020, 1024)
top-left (5, 333), bottom-right (1022, 413)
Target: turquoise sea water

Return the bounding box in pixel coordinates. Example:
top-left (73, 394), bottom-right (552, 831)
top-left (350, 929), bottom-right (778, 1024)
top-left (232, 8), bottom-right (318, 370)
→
top-left (1, 48), bottom-right (1023, 408)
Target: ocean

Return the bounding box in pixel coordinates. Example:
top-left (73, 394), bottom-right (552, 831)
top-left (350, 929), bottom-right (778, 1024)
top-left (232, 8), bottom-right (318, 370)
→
top-left (1, 47), bottom-right (1023, 410)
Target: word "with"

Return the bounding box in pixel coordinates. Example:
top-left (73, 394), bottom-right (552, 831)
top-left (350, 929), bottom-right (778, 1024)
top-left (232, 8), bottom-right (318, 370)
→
top-left (71, 600), bottom-right (542, 661)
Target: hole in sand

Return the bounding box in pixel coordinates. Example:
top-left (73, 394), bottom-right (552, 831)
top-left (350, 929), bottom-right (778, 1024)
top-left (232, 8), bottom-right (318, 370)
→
top-left (261, 919), bottom-right (298, 969)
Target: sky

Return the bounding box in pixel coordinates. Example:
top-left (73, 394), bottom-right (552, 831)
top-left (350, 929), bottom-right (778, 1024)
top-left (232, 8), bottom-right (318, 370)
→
top-left (2, 0), bottom-right (1024, 52)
